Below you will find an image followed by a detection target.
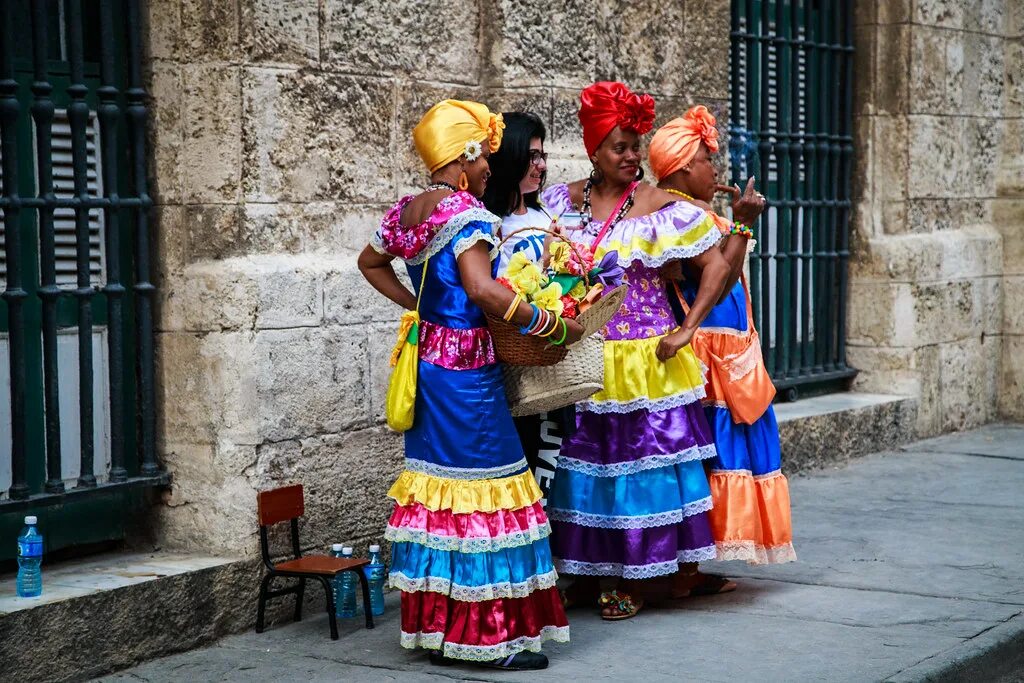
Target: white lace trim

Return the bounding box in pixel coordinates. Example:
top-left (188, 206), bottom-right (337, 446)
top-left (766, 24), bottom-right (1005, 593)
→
top-left (546, 496), bottom-right (712, 529)
top-left (715, 541), bottom-right (797, 565)
top-left (579, 384), bottom-right (707, 415)
top-left (555, 546), bottom-right (717, 579)
top-left (619, 227), bottom-right (723, 269)
top-left (407, 208), bottom-right (500, 265)
top-left (370, 238), bottom-right (388, 255)
top-left (389, 569), bottom-right (559, 602)
top-left (556, 444), bottom-right (717, 477)
top-left (403, 457), bottom-right (529, 481)
top-left (709, 468), bottom-right (784, 481)
top-left (453, 230), bottom-right (499, 261)
top-left (385, 522), bottom-right (552, 554)
top-left (400, 626), bottom-right (570, 661)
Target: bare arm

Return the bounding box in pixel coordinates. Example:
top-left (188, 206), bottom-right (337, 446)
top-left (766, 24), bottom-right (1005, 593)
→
top-left (357, 245), bottom-right (417, 311)
top-left (717, 235), bottom-right (748, 303)
top-left (655, 246), bottom-right (730, 361)
top-left (457, 242), bottom-right (584, 343)
top-left (714, 178), bottom-right (765, 303)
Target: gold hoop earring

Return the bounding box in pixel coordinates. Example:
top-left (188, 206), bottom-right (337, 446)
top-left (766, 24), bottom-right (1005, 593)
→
top-left (458, 171), bottom-right (469, 191)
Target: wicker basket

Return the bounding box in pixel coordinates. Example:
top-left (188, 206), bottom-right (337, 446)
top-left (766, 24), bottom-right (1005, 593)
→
top-left (504, 335), bottom-right (605, 417)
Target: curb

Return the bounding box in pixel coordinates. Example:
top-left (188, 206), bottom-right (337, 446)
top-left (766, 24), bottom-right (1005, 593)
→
top-left (885, 612), bottom-right (1024, 682)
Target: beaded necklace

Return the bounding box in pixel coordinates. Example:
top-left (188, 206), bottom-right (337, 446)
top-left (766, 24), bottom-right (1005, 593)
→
top-left (663, 188), bottom-right (696, 202)
top-left (580, 179), bottom-right (637, 230)
top-left (425, 181), bottom-right (457, 193)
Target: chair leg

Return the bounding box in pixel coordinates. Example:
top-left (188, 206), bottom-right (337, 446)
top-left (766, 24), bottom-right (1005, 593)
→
top-left (318, 576), bottom-right (339, 640)
top-left (294, 577), bottom-right (306, 622)
top-left (356, 568), bottom-right (374, 629)
top-left (256, 573), bottom-right (274, 634)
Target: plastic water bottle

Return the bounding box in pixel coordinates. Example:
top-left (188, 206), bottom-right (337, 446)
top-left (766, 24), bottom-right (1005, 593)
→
top-left (16, 516), bottom-right (43, 598)
top-left (364, 544), bottom-right (386, 617)
top-left (337, 546), bottom-right (359, 618)
top-left (329, 543), bottom-right (344, 608)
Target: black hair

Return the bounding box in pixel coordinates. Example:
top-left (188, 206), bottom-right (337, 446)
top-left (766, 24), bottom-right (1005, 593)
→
top-left (482, 112), bottom-right (547, 218)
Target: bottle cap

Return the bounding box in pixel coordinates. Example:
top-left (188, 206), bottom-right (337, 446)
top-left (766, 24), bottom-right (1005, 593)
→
top-left (331, 543), bottom-right (343, 552)
top-left (369, 544), bottom-right (381, 553)
top-left (342, 546), bottom-right (353, 555)
top-left (24, 516), bottom-right (37, 525)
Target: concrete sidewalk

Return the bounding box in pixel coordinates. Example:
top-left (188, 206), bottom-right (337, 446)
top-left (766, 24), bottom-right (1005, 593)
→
top-left (98, 424), bottom-right (1024, 683)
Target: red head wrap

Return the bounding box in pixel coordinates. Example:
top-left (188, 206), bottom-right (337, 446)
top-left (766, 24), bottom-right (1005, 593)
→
top-left (578, 82), bottom-right (656, 157)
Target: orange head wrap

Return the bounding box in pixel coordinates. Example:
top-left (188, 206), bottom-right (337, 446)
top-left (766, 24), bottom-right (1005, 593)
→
top-left (412, 99), bottom-right (505, 173)
top-left (648, 105), bottom-right (720, 181)
top-left (578, 82), bottom-right (656, 157)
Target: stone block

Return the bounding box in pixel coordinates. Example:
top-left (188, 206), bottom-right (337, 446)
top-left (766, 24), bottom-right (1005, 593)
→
top-left (1004, 38), bottom-right (1024, 117)
top-left (550, 87), bottom-right (586, 159)
top-left (847, 345), bottom-right (920, 397)
top-left (482, 0), bottom-right (600, 88)
top-left (158, 261), bottom-right (259, 333)
top-left (240, 0), bottom-right (319, 65)
top-left (846, 281), bottom-right (911, 346)
top-left (913, 0), bottom-right (964, 29)
top-left (243, 427), bottom-right (403, 551)
top-left (148, 62), bottom-right (184, 206)
top-left (156, 333), bottom-right (223, 445)
top-left (1010, 3), bottom-right (1024, 37)
top-left (962, 117), bottom-right (1001, 198)
top-left (481, 87), bottom-right (554, 129)
top-left (938, 336), bottom-right (996, 431)
top-left (182, 65), bottom-right (242, 203)
top-left (876, 24), bottom-right (911, 114)
top-left (180, 204), bottom-right (246, 264)
top-left (153, 205), bottom-right (188, 283)
top-left (873, 115), bottom-right (908, 203)
top-left (323, 256), bottom-right (404, 326)
top-left (854, 225), bottom-right (1002, 282)
top-left (963, 33), bottom-right (1004, 117)
top-left (241, 68), bottom-right (395, 204)
top-left (321, 0), bottom-right (479, 84)
top-left (910, 279), bottom-right (977, 345)
top-left (601, 0), bottom-right (687, 97)
top-left (998, 335), bottom-right (1024, 420)
top-left (249, 258), bottom-right (324, 330)
top-left (180, 0), bottom-right (241, 63)
top-left (964, 0), bottom-right (1006, 34)
top-left (909, 26), bottom-right (950, 113)
top-left (146, 0), bottom-right (181, 61)
top-left (394, 81), bottom-right (481, 193)
top-left (1003, 275), bottom-right (1024, 334)
top-left (993, 199), bottom-right (1024, 270)
top-left (367, 321), bottom-right (395, 424)
top-left (912, 343), bottom-right (941, 436)
top-left (878, 0), bottom-right (912, 25)
top-left (997, 118), bottom-right (1024, 194)
top-left (979, 273), bottom-right (1004, 336)
top-left (854, 26), bottom-right (877, 116)
top-left (253, 326), bottom-right (371, 441)
top-left (907, 115), bottom-right (961, 200)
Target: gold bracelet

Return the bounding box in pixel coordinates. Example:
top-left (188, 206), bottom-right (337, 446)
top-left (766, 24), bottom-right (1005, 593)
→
top-left (502, 293), bottom-right (522, 321)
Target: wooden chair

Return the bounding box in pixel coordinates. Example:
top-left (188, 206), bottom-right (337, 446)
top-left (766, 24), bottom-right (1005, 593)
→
top-left (255, 484), bottom-right (374, 639)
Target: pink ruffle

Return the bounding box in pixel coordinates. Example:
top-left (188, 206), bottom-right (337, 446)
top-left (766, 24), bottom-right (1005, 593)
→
top-left (419, 320), bottom-right (496, 370)
top-left (389, 500), bottom-right (549, 540)
top-left (377, 191), bottom-right (485, 261)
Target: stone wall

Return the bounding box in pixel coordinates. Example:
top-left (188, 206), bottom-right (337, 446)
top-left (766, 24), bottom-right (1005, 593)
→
top-left (143, 0), bottom-right (731, 556)
top-left (848, 1), bottom-right (1022, 434)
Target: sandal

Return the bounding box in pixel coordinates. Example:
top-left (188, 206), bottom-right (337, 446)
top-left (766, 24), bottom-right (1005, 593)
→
top-left (689, 572), bottom-right (737, 597)
top-left (599, 590), bottom-right (644, 621)
top-left (478, 651), bottom-right (549, 671)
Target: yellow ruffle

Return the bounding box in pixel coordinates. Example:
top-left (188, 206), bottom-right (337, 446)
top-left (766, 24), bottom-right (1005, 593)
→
top-left (588, 334), bottom-right (706, 405)
top-left (596, 213), bottom-right (719, 266)
top-left (388, 469), bottom-right (542, 514)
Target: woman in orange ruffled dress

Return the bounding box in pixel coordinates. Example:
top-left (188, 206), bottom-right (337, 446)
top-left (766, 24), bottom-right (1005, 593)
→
top-left (649, 106), bottom-right (796, 594)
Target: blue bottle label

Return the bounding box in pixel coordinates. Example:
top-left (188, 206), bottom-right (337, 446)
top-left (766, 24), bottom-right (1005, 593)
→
top-left (18, 540), bottom-right (43, 558)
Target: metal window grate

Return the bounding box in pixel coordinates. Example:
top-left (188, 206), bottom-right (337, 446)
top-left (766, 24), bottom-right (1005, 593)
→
top-left (729, 0), bottom-right (856, 399)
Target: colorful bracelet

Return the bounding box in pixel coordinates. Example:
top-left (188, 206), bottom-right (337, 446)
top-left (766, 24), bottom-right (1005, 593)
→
top-left (519, 304), bottom-right (540, 334)
top-left (730, 222), bottom-right (754, 238)
top-left (539, 314), bottom-right (560, 337)
top-left (552, 318), bottom-right (569, 345)
top-left (528, 309), bottom-right (550, 335)
top-left (502, 293), bottom-right (523, 321)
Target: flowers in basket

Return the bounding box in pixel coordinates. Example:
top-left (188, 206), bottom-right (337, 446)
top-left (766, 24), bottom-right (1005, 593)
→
top-left (496, 242), bottom-right (624, 320)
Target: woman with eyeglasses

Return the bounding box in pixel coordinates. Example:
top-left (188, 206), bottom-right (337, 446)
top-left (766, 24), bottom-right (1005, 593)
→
top-left (482, 112), bottom-right (575, 485)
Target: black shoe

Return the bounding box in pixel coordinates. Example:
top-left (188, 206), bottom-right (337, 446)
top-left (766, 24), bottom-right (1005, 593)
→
top-left (479, 651), bottom-right (549, 671)
top-left (428, 651), bottom-right (457, 667)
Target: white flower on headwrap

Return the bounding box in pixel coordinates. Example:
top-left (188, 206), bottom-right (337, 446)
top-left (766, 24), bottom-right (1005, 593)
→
top-left (464, 140), bottom-right (483, 161)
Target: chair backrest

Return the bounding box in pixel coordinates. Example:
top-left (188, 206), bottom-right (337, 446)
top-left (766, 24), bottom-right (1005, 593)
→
top-left (258, 484), bottom-right (304, 526)
top-left (257, 485), bottom-right (305, 567)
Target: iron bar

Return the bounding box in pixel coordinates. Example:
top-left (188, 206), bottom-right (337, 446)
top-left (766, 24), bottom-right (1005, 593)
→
top-left (98, 0), bottom-right (126, 482)
top-left (774, 0), bottom-right (792, 378)
top-left (67, 0), bottom-right (97, 488)
top-left (0, 0), bottom-right (30, 500)
top-left (126, 0), bottom-right (158, 476)
top-left (31, 0), bottom-right (65, 494)
top-left (758, 0), bottom-right (774, 375)
top-left (836, 0), bottom-right (854, 369)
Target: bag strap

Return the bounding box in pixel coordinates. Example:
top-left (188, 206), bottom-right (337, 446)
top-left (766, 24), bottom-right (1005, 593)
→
top-left (413, 256), bottom-right (430, 314)
top-left (673, 272), bottom-right (756, 331)
top-left (591, 180), bottom-right (639, 249)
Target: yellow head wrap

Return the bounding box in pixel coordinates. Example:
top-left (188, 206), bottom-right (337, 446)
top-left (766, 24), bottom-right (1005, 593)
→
top-left (648, 105), bottom-right (720, 181)
top-left (412, 100), bottom-right (506, 173)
